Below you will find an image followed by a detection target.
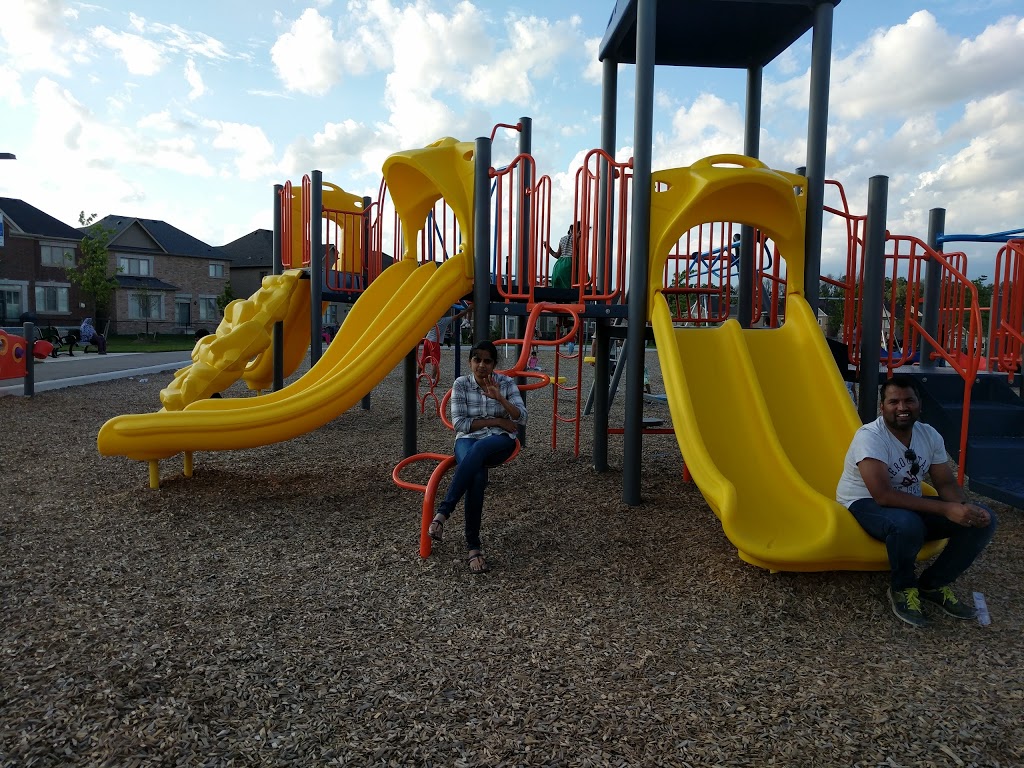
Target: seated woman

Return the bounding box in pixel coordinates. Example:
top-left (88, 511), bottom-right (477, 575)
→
top-left (79, 317), bottom-right (107, 354)
top-left (427, 340), bottom-right (527, 573)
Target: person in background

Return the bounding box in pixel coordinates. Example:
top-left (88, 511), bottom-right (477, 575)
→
top-left (835, 374), bottom-right (996, 628)
top-left (79, 317), bottom-right (107, 354)
top-left (427, 340), bottom-right (527, 574)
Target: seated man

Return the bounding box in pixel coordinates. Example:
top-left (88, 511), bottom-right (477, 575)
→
top-left (78, 317), bottom-right (107, 354)
top-left (836, 374), bottom-right (996, 628)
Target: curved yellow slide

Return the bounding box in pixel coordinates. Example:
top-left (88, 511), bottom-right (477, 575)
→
top-left (241, 288), bottom-right (314, 393)
top-left (97, 251), bottom-right (473, 461)
top-left (649, 156), bottom-right (942, 572)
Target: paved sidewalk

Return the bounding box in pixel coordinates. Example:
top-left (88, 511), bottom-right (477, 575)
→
top-left (0, 351), bottom-right (192, 397)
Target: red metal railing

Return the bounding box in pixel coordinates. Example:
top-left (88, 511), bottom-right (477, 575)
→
top-left (988, 239), bottom-right (1024, 378)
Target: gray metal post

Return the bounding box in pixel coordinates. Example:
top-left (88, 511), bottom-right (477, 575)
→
top-left (594, 56), bottom-right (618, 472)
top-left (361, 194), bottom-right (373, 409)
top-left (516, 117), bottom-right (532, 364)
top-left (623, 0), bottom-right (657, 505)
top-left (802, 1), bottom-right (835, 315)
top-left (403, 351), bottom-right (417, 457)
top-left (473, 138), bottom-right (492, 343)
top-left (310, 170), bottom-right (324, 367)
top-left (921, 208), bottom-right (946, 370)
top-left (738, 66), bottom-right (762, 329)
top-left (272, 184), bottom-right (285, 391)
top-left (858, 176), bottom-right (888, 423)
top-left (22, 321), bottom-right (34, 397)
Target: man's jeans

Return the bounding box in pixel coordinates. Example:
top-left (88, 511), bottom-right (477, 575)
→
top-left (849, 498), bottom-right (997, 590)
top-left (437, 434), bottom-right (516, 551)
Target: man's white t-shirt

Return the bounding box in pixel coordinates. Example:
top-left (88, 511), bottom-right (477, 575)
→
top-left (835, 416), bottom-right (947, 509)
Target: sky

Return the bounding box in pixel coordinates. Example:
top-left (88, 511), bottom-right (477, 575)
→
top-left (1, 0), bottom-right (1023, 281)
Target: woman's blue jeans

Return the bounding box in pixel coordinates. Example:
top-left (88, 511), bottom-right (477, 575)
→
top-left (437, 434), bottom-right (516, 551)
top-left (849, 498), bottom-right (997, 590)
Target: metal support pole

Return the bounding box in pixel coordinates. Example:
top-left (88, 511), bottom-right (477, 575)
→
top-left (310, 170), bottom-right (324, 367)
top-left (802, 1), bottom-right (835, 314)
top-left (473, 138), bottom-right (492, 344)
top-left (22, 321), bottom-right (35, 397)
top-left (516, 117), bottom-right (532, 361)
top-left (403, 351), bottom-right (417, 457)
top-left (921, 208), bottom-right (946, 370)
top-left (594, 56), bottom-right (618, 471)
top-left (623, 0), bottom-right (657, 505)
top-left (738, 66), bottom-right (762, 329)
top-left (361, 194), bottom-right (373, 409)
top-left (272, 184), bottom-right (285, 391)
top-left (858, 176), bottom-right (888, 423)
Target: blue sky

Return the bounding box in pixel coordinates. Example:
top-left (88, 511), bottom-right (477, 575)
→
top-left (1, 0), bottom-right (1022, 280)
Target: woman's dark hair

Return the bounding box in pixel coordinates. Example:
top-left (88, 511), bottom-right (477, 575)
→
top-left (469, 339), bottom-right (498, 361)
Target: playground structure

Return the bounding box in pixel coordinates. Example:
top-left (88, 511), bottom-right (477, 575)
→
top-left (96, 0), bottom-right (1024, 570)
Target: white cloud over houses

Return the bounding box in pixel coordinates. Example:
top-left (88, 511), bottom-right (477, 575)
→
top-left (270, 8), bottom-right (347, 96)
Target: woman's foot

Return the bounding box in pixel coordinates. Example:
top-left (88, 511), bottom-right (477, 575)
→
top-left (428, 513), bottom-right (446, 542)
top-left (467, 549), bottom-right (490, 574)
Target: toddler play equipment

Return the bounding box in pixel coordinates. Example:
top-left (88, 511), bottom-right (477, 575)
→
top-left (648, 155), bottom-right (944, 571)
top-left (98, 138), bottom-right (478, 487)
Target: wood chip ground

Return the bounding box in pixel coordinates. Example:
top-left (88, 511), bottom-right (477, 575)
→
top-left (2, 350), bottom-right (1021, 767)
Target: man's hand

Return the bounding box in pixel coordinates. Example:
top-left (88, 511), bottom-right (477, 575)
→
top-left (945, 502), bottom-right (991, 527)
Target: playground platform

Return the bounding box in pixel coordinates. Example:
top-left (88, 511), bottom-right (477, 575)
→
top-left (0, 351), bottom-right (192, 397)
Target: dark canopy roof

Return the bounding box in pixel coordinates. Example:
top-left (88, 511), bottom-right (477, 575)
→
top-left (115, 275), bottom-right (180, 292)
top-left (600, 0), bottom-right (841, 68)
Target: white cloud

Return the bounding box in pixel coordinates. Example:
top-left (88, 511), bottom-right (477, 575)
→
top-left (204, 120), bottom-right (277, 181)
top-left (0, 0), bottom-right (76, 76)
top-left (270, 9), bottom-right (345, 96)
top-left (185, 58), bottom-right (205, 100)
top-left (832, 11), bottom-right (1024, 120)
top-left (91, 25), bottom-right (167, 75)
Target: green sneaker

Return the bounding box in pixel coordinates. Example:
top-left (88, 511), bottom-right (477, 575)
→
top-left (921, 586), bottom-right (978, 620)
top-left (888, 587), bottom-right (927, 628)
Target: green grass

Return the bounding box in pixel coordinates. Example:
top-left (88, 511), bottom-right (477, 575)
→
top-left (106, 334), bottom-right (198, 353)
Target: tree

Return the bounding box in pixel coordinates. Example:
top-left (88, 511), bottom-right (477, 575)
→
top-left (65, 212), bottom-right (119, 325)
top-left (819, 275), bottom-right (848, 338)
top-left (215, 281), bottom-right (236, 316)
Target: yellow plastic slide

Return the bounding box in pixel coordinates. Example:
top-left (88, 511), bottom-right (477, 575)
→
top-left (160, 270), bottom-right (305, 410)
top-left (648, 156), bottom-right (942, 572)
top-left (97, 252), bottom-right (472, 461)
top-left (241, 289), bottom-right (316, 393)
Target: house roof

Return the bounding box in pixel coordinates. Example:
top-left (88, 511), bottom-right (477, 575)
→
top-left (90, 215), bottom-right (220, 259)
top-left (115, 275), bottom-right (181, 292)
top-left (219, 229), bottom-right (273, 268)
top-left (599, 0), bottom-right (841, 68)
top-left (0, 197), bottom-right (83, 241)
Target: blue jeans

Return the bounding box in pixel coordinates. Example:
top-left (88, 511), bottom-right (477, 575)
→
top-left (849, 498), bottom-right (997, 590)
top-left (437, 434), bottom-right (516, 551)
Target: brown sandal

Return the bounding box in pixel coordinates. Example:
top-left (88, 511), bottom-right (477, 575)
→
top-left (467, 550), bottom-right (490, 574)
top-left (428, 513), bottom-right (446, 542)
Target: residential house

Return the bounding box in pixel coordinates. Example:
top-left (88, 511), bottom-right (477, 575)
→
top-left (0, 197), bottom-right (85, 331)
top-left (91, 215), bottom-right (230, 336)
top-left (218, 229), bottom-right (273, 299)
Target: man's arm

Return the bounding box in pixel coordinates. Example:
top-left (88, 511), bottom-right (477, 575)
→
top-left (858, 458), bottom-right (988, 526)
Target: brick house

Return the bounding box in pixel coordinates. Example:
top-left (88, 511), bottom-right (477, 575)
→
top-left (91, 215), bottom-right (231, 336)
top-left (0, 197), bottom-right (85, 331)
top-left (218, 229), bottom-right (272, 299)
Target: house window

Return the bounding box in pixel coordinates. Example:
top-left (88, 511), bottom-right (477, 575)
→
top-left (34, 284), bottom-right (70, 314)
top-left (128, 292), bottom-right (163, 320)
top-left (40, 242), bottom-right (75, 267)
top-left (209, 263), bottom-right (225, 278)
top-left (197, 296), bottom-right (219, 321)
top-left (1, 283), bottom-right (25, 323)
top-left (118, 256), bottom-right (152, 276)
